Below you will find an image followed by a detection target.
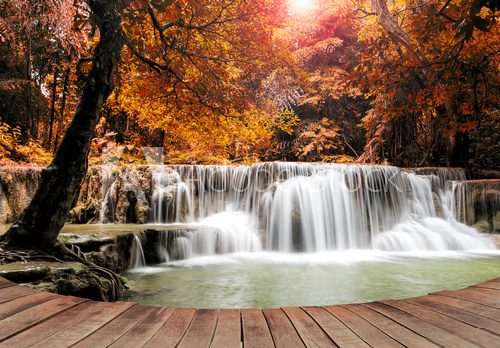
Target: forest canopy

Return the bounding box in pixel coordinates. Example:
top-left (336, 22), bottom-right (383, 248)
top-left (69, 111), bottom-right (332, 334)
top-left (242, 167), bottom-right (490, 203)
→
top-left (0, 0), bottom-right (498, 169)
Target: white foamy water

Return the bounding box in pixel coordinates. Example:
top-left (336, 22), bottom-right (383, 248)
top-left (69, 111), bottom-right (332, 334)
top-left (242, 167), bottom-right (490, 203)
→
top-left (99, 163), bottom-right (495, 268)
top-left (164, 249), bottom-right (500, 268)
top-left (129, 234), bottom-right (147, 269)
top-left (99, 177), bottom-right (118, 223)
top-left (147, 163), bottom-right (494, 257)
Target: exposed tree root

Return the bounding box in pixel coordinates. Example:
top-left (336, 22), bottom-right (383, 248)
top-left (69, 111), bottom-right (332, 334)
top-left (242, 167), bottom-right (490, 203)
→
top-left (0, 243), bottom-right (64, 264)
top-left (55, 244), bottom-right (123, 301)
top-left (0, 241), bottom-right (123, 301)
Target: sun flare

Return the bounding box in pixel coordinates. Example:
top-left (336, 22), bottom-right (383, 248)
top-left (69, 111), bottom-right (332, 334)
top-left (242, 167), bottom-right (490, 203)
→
top-left (289, 0), bottom-right (315, 12)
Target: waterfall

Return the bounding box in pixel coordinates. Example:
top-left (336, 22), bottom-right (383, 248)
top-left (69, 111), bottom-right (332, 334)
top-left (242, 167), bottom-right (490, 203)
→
top-left (102, 163), bottom-right (495, 257)
top-left (148, 163), bottom-right (495, 254)
top-left (99, 175), bottom-right (118, 223)
top-left (152, 167), bottom-right (193, 223)
top-left (129, 234), bottom-right (147, 269)
top-left (153, 212), bottom-right (261, 262)
top-left (192, 211), bottom-right (262, 255)
top-left (443, 181), bottom-right (470, 223)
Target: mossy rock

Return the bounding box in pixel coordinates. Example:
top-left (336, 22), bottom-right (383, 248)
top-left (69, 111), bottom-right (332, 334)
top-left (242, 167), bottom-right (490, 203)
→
top-left (0, 261), bottom-right (84, 283)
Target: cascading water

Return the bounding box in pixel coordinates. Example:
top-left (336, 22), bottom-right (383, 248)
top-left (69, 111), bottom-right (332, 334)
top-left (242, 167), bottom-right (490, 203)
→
top-left (192, 211), bottom-right (262, 255)
top-left (129, 234), bottom-right (147, 269)
top-left (147, 163), bottom-right (494, 258)
top-left (102, 163), bottom-right (494, 268)
top-left (152, 168), bottom-right (193, 223)
top-left (99, 174), bottom-right (118, 223)
top-left (446, 181), bottom-right (470, 223)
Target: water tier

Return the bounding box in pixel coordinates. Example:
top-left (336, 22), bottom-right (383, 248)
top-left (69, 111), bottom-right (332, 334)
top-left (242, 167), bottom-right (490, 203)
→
top-left (109, 163), bottom-right (495, 264)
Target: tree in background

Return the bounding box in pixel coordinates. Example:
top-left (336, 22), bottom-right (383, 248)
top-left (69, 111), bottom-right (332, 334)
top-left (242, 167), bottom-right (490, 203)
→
top-left (262, 2), bottom-right (370, 162)
top-left (263, 0), bottom-right (498, 167)
top-left (97, 0), bottom-right (292, 163)
top-left (0, 0), bottom-right (87, 152)
top-left (0, 0), bottom-right (498, 253)
top-left (0, 0), bottom-right (282, 251)
top-left (354, 0), bottom-right (499, 167)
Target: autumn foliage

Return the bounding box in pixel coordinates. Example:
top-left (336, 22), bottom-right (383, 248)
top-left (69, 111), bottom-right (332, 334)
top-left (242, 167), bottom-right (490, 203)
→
top-left (0, 0), bottom-right (498, 168)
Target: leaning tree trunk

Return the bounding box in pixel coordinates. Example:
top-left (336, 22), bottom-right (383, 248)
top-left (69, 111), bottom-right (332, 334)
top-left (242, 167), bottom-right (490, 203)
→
top-left (1, 0), bottom-right (123, 250)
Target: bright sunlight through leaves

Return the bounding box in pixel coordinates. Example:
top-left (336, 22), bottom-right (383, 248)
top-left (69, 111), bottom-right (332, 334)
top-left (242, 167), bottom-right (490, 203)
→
top-left (289, 0), bottom-right (315, 13)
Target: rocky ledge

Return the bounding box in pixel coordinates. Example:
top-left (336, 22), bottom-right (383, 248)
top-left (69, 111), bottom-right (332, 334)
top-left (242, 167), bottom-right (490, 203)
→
top-left (0, 224), bottom-right (197, 301)
top-left (0, 261), bottom-right (120, 301)
top-left (2, 166), bottom-right (499, 230)
top-left (454, 180), bottom-right (500, 233)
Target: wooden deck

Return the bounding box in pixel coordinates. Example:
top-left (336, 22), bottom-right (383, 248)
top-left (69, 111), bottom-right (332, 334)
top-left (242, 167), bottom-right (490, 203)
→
top-left (0, 277), bottom-right (499, 347)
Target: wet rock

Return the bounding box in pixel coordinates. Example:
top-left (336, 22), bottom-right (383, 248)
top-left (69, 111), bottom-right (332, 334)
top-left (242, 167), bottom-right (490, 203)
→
top-left (0, 167), bottom-right (41, 223)
top-left (85, 246), bottom-right (120, 272)
top-left (0, 165), bottom-right (190, 224)
top-left (26, 280), bottom-right (59, 293)
top-left (473, 220), bottom-right (491, 234)
top-left (142, 228), bottom-right (194, 263)
top-left (494, 211), bottom-right (500, 233)
top-left (63, 234), bottom-right (134, 272)
top-left (0, 262), bottom-right (50, 282)
top-left (51, 268), bottom-right (117, 301)
top-left (451, 179), bottom-right (500, 229)
top-left (471, 170), bottom-right (500, 180)
top-left (56, 225), bottom-right (198, 270)
top-left (68, 199), bottom-right (99, 223)
top-left (0, 261), bottom-right (120, 301)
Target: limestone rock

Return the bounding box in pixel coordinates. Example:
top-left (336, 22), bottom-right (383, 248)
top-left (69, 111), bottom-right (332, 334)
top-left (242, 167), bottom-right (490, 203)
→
top-left (0, 167), bottom-right (41, 223)
top-left (473, 220), bottom-right (491, 234)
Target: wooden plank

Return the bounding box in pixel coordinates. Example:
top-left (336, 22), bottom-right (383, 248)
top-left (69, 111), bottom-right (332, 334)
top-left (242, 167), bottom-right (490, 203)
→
top-left (0, 295), bottom-right (86, 342)
top-left (0, 284), bottom-right (37, 304)
top-left (30, 301), bottom-right (135, 347)
top-left (1, 301), bottom-right (109, 347)
top-left (343, 304), bottom-right (439, 347)
top-left (460, 287), bottom-right (500, 301)
top-left (72, 304), bottom-right (155, 347)
top-left (427, 294), bottom-right (500, 321)
top-left (434, 288), bottom-right (500, 309)
top-left (365, 302), bottom-right (479, 348)
top-left (302, 306), bottom-right (369, 348)
top-left (108, 307), bottom-right (174, 348)
top-left (143, 308), bottom-right (196, 347)
top-left (323, 305), bottom-right (403, 348)
top-left (382, 299), bottom-right (500, 347)
top-left (282, 307), bottom-right (335, 348)
top-left (0, 277), bottom-right (16, 289)
top-left (405, 296), bottom-right (500, 334)
top-left (262, 308), bottom-right (305, 348)
top-left (241, 308), bottom-right (275, 348)
top-left (177, 309), bottom-right (218, 348)
top-left (1, 274), bottom-right (499, 348)
top-left (478, 278), bottom-right (500, 284)
top-left (473, 282), bottom-right (500, 290)
top-left (0, 292), bottom-right (58, 320)
top-left (211, 309), bottom-right (241, 348)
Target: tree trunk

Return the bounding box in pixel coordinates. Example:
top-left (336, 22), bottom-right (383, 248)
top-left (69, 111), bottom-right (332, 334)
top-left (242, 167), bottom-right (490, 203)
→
top-left (46, 68), bottom-right (59, 150)
top-left (370, 0), bottom-right (429, 66)
top-left (25, 38), bottom-right (33, 140)
top-left (55, 66), bottom-right (72, 151)
top-left (1, 0), bottom-right (123, 250)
